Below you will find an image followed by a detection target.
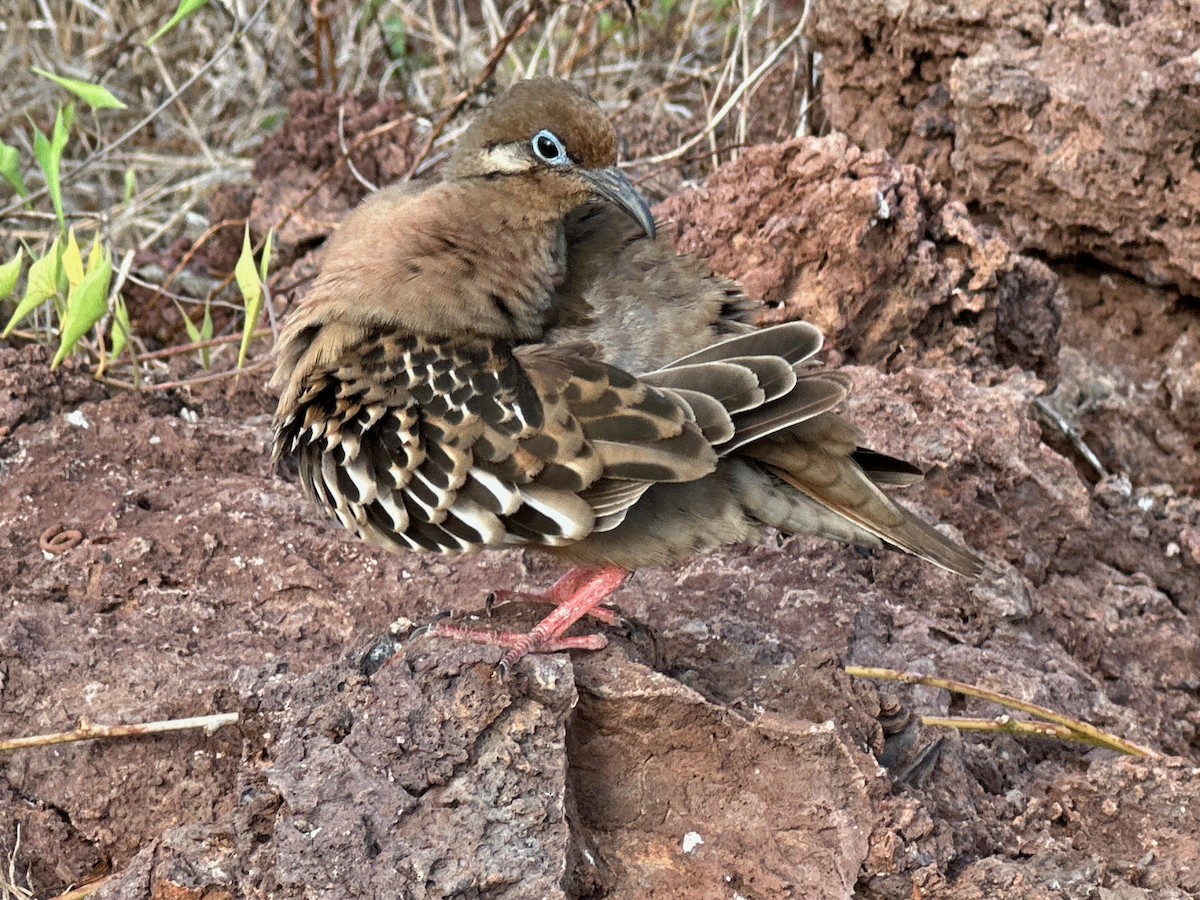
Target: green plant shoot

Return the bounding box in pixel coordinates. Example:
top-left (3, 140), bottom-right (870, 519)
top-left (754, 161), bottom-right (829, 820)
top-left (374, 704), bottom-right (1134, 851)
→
top-left (2, 238), bottom-right (61, 337)
top-left (62, 227), bottom-right (85, 288)
top-left (32, 68), bottom-right (127, 112)
top-left (235, 224), bottom-right (273, 369)
top-left (0, 140), bottom-right (27, 198)
top-left (32, 104), bottom-right (75, 233)
top-left (147, 0), bottom-right (211, 46)
top-left (53, 242), bottom-right (113, 369)
top-left (109, 296), bottom-right (131, 364)
top-left (175, 299), bottom-right (214, 369)
top-left (0, 250), bottom-right (23, 301)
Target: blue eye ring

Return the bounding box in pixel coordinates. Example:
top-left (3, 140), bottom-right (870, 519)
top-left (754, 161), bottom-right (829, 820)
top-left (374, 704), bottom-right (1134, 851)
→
top-left (531, 129), bottom-right (569, 165)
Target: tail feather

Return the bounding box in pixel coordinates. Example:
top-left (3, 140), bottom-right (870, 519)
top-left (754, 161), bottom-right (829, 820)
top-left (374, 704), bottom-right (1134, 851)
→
top-left (851, 448), bottom-right (926, 487)
top-left (722, 377), bottom-right (847, 453)
top-left (640, 362), bottom-right (765, 413)
top-left (669, 321), bottom-right (824, 367)
top-left (745, 441), bottom-right (982, 577)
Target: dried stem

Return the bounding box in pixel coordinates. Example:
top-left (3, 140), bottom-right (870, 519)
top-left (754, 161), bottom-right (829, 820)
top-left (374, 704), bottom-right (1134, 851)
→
top-left (846, 666), bottom-right (1160, 758)
top-left (133, 328), bottom-right (272, 362)
top-left (0, 712), bottom-right (239, 753)
top-left (638, 10), bottom-right (809, 166)
top-left (1034, 397), bottom-right (1109, 480)
top-left (923, 715), bottom-right (1089, 743)
top-left (99, 358), bottom-right (272, 392)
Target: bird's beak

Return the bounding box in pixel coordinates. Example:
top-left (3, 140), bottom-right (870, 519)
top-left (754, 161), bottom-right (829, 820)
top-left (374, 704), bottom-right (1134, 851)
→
top-left (580, 167), bottom-right (656, 239)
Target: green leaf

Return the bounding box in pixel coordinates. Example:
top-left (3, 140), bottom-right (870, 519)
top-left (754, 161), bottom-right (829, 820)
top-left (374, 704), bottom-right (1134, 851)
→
top-left (174, 300), bottom-right (211, 369)
top-left (176, 301), bottom-right (202, 343)
top-left (3, 238), bottom-right (61, 337)
top-left (147, 0), bottom-right (211, 46)
top-left (0, 249), bottom-right (24, 301)
top-left (33, 104), bottom-right (74, 233)
top-left (235, 224), bottom-right (263, 369)
top-left (200, 301), bottom-right (214, 341)
top-left (62, 227), bottom-right (84, 288)
top-left (175, 299), bottom-right (206, 369)
top-left (200, 300), bottom-right (213, 369)
top-left (0, 140), bottom-right (27, 198)
top-left (53, 248), bottom-right (112, 369)
top-left (108, 295), bottom-right (130, 363)
top-left (32, 67), bottom-right (127, 112)
top-left (99, 249), bottom-right (136, 375)
top-left (258, 228), bottom-right (274, 282)
top-left (86, 233), bottom-right (104, 273)
top-left (382, 13), bottom-right (407, 61)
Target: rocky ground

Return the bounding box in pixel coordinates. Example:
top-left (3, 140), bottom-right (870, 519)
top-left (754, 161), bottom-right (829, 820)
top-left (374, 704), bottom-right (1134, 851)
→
top-left (2, 1), bottom-right (1199, 898)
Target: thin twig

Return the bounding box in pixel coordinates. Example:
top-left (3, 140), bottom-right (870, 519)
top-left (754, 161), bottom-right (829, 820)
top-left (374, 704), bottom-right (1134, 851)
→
top-left (2, 823), bottom-right (32, 900)
top-left (132, 328), bottom-right (271, 362)
top-left (1034, 397), bottom-right (1108, 480)
top-left (140, 217), bottom-right (247, 327)
top-left (638, 11), bottom-right (809, 166)
top-left (48, 876), bottom-right (113, 900)
top-left (922, 715), bottom-right (1088, 743)
top-left (145, 358), bottom-right (272, 391)
top-left (403, 8), bottom-right (540, 180)
top-left (0, 713), bottom-right (239, 753)
top-left (846, 666), bottom-right (1160, 758)
top-left (339, 103), bottom-right (378, 193)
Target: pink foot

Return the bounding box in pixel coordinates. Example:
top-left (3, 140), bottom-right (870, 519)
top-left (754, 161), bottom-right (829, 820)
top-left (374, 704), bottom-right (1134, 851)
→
top-left (419, 565), bottom-right (631, 676)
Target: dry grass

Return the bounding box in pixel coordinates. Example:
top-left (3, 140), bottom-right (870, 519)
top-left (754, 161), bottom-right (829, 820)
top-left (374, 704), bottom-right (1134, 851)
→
top-left (0, 0), bottom-right (308, 251)
top-left (0, 0), bottom-right (814, 376)
top-left (0, 825), bottom-right (33, 900)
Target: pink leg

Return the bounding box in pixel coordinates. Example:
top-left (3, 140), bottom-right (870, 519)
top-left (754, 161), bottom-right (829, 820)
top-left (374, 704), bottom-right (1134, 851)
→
top-left (422, 565), bottom-right (631, 675)
top-left (488, 567), bottom-right (621, 625)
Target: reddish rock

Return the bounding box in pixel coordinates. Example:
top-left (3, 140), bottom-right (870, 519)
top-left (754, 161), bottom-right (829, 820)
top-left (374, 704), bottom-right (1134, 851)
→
top-left (657, 134), bottom-right (1064, 379)
top-left (809, 0), bottom-right (1200, 294)
top-left (3, 72), bottom-right (1199, 897)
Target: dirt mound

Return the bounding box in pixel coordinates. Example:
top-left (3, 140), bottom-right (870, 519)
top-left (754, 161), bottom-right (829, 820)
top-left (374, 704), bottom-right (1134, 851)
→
top-left (657, 133), bottom-right (1064, 380)
top-left (3, 326), bottom-right (1196, 895)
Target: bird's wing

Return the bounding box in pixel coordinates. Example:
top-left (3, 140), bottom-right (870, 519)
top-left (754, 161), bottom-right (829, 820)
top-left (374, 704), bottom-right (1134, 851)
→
top-left (638, 321), bottom-right (850, 453)
top-left (643, 321), bottom-right (983, 575)
top-left (513, 342), bottom-right (722, 532)
top-left (273, 331), bottom-right (720, 554)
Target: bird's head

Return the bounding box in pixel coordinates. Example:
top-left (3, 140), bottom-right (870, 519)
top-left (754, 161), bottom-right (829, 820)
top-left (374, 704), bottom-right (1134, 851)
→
top-left (446, 78), bottom-right (655, 239)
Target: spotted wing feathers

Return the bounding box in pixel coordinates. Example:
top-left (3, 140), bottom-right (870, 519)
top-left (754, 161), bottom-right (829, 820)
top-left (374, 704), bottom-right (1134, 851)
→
top-left (273, 332), bottom-right (717, 554)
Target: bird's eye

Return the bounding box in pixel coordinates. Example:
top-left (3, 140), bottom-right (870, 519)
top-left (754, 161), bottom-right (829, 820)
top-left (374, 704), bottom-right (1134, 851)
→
top-left (531, 129), bottom-right (569, 165)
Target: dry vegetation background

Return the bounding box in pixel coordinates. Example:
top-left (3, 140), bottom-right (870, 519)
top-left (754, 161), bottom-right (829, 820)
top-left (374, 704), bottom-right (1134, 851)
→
top-left (1, 0), bottom-right (1199, 898)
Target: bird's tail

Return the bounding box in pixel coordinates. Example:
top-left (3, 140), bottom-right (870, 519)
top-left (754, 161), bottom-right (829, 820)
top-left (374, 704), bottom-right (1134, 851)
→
top-left (643, 321), bottom-right (982, 576)
top-left (738, 435), bottom-right (983, 577)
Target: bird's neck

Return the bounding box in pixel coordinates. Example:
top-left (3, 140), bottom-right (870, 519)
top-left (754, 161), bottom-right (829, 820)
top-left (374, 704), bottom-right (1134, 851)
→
top-left (450, 176), bottom-right (575, 339)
